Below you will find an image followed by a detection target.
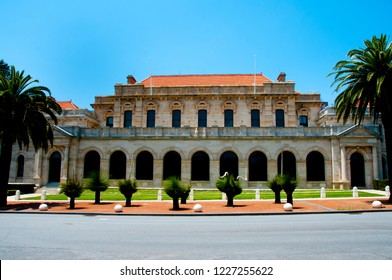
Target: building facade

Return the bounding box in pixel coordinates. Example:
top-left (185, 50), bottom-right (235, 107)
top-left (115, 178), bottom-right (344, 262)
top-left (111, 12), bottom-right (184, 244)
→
top-left (9, 73), bottom-right (387, 189)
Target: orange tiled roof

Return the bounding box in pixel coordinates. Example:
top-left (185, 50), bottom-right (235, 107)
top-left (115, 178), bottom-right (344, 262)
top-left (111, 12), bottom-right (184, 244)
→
top-left (57, 101), bottom-right (79, 109)
top-left (139, 74), bottom-right (272, 87)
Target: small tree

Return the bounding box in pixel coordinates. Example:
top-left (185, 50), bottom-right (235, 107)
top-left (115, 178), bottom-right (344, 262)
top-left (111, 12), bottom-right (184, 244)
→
top-left (267, 175), bottom-right (283, 204)
top-left (60, 179), bottom-right (84, 209)
top-left (278, 174), bottom-right (297, 206)
top-left (216, 174), bottom-right (242, 207)
top-left (118, 179), bottom-right (138, 207)
top-left (85, 172), bottom-right (109, 204)
top-left (163, 176), bottom-right (187, 210)
top-left (180, 184), bottom-right (191, 204)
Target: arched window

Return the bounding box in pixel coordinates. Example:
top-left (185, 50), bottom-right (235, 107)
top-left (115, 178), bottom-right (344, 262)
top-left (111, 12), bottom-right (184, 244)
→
top-left (84, 151), bottom-right (101, 178)
top-left (136, 151), bottom-right (154, 180)
top-left (16, 155), bottom-right (25, 177)
top-left (191, 151), bottom-right (210, 181)
top-left (277, 151), bottom-right (296, 179)
top-left (306, 151), bottom-right (325, 181)
top-left (350, 152), bottom-right (365, 187)
top-left (163, 151), bottom-right (181, 179)
top-left (248, 151), bottom-right (267, 181)
top-left (110, 151), bottom-right (126, 179)
top-left (48, 151), bottom-right (61, 182)
top-left (276, 109), bottom-right (285, 127)
top-left (220, 151), bottom-right (238, 178)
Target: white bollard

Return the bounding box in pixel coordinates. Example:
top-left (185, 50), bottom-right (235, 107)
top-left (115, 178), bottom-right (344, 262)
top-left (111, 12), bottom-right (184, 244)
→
top-left (320, 187), bottom-right (326, 199)
top-left (41, 190), bottom-right (47, 201)
top-left (385, 185), bottom-right (390, 197)
top-left (193, 204), bottom-right (202, 212)
top-left (255, 189), bottom-right (260, 201)
top-left (114, 204), bottom-right (123, 212)
top-left (189, 189), bottom-right (194, 201)
top-left (15, 190), bottom-right (21, 200)
top-left (158, 189), bottom-right (162, 201)
top-left (39, 204), bottom-right (48, 211)
top-left (352, 186), bottom-right (358, 198)
top-left (283, 203), bottom-right (293, 211)
top-left (372, 200), bottom-right (383, 208)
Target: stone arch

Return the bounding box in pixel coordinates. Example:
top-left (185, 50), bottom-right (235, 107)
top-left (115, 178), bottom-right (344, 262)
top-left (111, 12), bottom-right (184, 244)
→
top-left (191, 151), bottom-right (210, 181)
top-left (306, 151), bottom-right (325, 181)
top-left (248, 151), bottom-right (268, 181)
top-left (136, 150), bottom-right (154, 180)
top-left (109, 150), bottom-right (126, 179)
top-left (163, 151), bottom-right (182, 179)
top-left (84, 150), bottom-right (101, 178)
top-left (220, 151), bottom-right (239, 178)
top-left (48, 151), bottom-right (62, 183)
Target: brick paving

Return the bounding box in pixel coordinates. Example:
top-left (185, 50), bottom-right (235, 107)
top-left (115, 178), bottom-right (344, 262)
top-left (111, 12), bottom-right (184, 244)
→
top-left (2, 197), bottom-right (392, 215)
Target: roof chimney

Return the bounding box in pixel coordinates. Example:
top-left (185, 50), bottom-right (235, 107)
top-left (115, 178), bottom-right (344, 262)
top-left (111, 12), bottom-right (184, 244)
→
top-left (277, 72), bottom-right (286, 82)
top-left (127, 75), bottom-right (137, 84)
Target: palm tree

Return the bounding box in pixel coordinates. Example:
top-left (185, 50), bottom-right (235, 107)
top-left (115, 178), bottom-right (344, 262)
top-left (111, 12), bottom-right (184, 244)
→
top-left (278, 174), bottom-right (297, 206)
top-left (215, 173), bottom-right (242, 207)
top-left (60, 179), bottom-right (85, 209)
top-left (329, 34), bottom-right (392, 203)
top-left (118, 179), bottom-right (138, 207)
top-left (267, 175), bottom-right (283, 204)
top-left (0, 60), bottom-right (10, 79)
top-left (163, 176), bottom-right (187, 210)
top-left (0, 66), bottom-right (61, 207)
top-left (85, 171), bottom-right (109, 204)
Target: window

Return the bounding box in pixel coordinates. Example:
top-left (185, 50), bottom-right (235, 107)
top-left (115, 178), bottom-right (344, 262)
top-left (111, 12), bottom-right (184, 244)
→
top-left (198, 109), bottom-right (207, 127)
top-left (16, 155), bottom-right (25, 177)
top-left (224, 109), bottom-right (234, 127)
top-left (136, 151), bottom-right (154, 180)
top-left (124, 110), bottom-right (132, 127)
top-left (300, 115), bottom-right (308, 127)
top-left (110, 151), bottom-right (126, 179)
top-left (147, 110), bottom-right (155, 128)
top-left (306, 151), bottom-right (325, 181)
top-left (191, 151), bottom-right (210, 181)
top-left (251, 109), bottom-right (260, 127)
top-left (276, 109), bottom-right (285, 127)
top-left (172, 110), bottom-right (181, 128)
top-left (106, 116), bottom-right (114, 127)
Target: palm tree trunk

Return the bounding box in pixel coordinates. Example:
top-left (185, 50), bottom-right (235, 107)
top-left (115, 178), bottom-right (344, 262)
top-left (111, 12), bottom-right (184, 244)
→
top-left (274, 191), bottom-right (281, 204)
top-left (94, 191), bottom-right (101, 204)
top-left (172, 198), bottom-right (179, 210)
top-left (70, 197), bottom-right (75, 209)
top-left (125, 195), bottom-right (132, 207)
top-left (286, 192), bottom-right (293, 205)
top-left (0, 139), bottom-right (13, 207)
top-left (227, 195), bottom-right (234, 207)
top-left (381, 111), bottom-right (392, 203)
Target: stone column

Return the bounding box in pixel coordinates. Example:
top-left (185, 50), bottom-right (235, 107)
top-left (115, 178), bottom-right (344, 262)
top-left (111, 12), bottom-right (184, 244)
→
top-left (182, 159), bottom-right (191, 186)
top-left (340, 146), bottom-right (347, 181)
top-left (33, 148), bottom-right (42, 186)
top-left (372, 146), bottom-right (379, 180)
top-left (154, 159), bottom-right (163, 187)
top-left (61, 146), bottom-right (69, 183)
top-left (210, 160), bottom-right (220, 189)
top-left (238, 160), bottom-right (248, 188)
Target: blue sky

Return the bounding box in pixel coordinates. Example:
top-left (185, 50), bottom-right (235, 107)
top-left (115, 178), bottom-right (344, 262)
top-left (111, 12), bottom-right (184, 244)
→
top-left (2, 0), bottom-right (391, 109)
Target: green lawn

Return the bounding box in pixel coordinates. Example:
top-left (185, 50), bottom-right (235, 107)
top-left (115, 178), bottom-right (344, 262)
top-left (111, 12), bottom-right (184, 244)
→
top-left (23, 188), bottom-right (383, 201)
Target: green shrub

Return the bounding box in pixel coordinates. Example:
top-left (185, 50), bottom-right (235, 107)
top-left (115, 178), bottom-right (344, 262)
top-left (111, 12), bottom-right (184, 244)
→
top-left (118, 179), bottom-right (138, 207)
top-left (60, 179), bottom-right (85, 209)
top-left (215, 174), bottom-right (242, 207)
top-left (373, 179), bottom-right (389, 190)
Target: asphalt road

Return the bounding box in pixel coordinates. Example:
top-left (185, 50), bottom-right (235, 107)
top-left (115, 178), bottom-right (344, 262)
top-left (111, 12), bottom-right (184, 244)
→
top-left (0, 212), bottom-right (391, 260)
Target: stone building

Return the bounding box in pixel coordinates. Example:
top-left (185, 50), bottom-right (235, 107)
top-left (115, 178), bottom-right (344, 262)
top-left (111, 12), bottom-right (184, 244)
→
top-left (9, 73), bottom-right (387, 189)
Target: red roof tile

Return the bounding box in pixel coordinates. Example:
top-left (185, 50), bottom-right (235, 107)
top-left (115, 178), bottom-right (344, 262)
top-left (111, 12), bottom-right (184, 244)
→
top-left (139, 74), bottom-right (272, 87)
top-left (58, 101), bottom-right (79, 109)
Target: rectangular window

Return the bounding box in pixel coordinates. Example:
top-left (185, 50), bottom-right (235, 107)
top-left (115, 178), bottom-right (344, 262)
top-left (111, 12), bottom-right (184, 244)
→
top-left (198, 109), bottom-right (207, 127)
top-left (172, 110), bottom-right (181, 128)
top-left (147, 110), bottom-right (155, 128)
top-left (224, 109), bottom-right (234, 127)
top-left (124, 110), bottom-right (132, 127)
top-left (276, 109), bottom-right (285, 127)
top-left (251, 109), bottom-right (260, 127)
top-left (106, 116), bottom-right (114, 127)
top-left (300, 115), bottom-right (308, 127)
